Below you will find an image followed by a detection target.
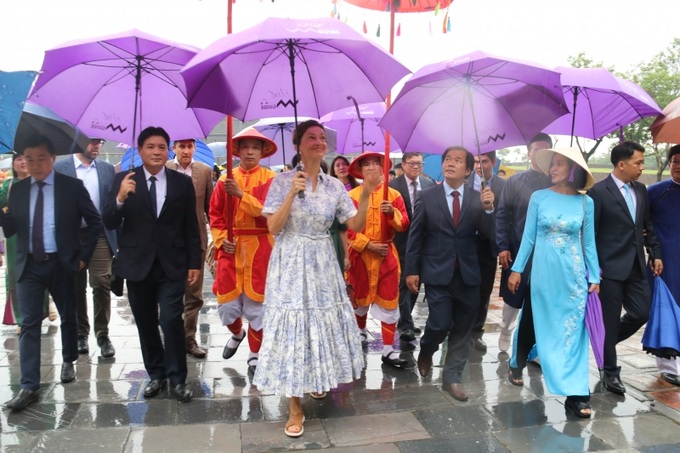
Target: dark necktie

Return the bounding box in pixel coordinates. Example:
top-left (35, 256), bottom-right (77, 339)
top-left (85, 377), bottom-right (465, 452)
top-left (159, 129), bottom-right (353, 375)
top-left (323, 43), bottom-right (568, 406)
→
top-left (32, 181), bottom-right (46, 261)
top-left (410, 180), bottom-right (418, 211)
top-left (149, 176), bottom-right (157, 218)
top-left (452, 190), bottom-right (460, 227)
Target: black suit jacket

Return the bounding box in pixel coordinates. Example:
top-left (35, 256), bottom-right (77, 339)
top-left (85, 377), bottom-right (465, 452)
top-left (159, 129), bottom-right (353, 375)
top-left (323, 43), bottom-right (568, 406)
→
top-left (103, 167), bottom-right (201, 282)
top-left (389, 174), bottom-right (436, 257)
top-left (588, 174), bottom-right (661, 281)
top-left (405, 184), bottom-right (493, 286)
top-left (54, 156), bottom-right (118, 254)
top-left (1, 171), bottom-right (101, 278)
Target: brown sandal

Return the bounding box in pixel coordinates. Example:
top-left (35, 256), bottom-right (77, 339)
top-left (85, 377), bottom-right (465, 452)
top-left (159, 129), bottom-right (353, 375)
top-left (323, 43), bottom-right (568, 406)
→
top-left (310, 391), bottom-right (327, 399)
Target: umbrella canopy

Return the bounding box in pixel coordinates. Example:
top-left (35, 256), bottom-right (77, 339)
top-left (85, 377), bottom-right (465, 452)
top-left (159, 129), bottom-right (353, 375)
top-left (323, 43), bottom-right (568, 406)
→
top-left (13, 102), bottom-right (91, 155)
top-left (585, 290), bottom-right (605, 368)
top-left (379, 50), bottom-right (568, 155)
top-left (642, 276), bottom-right (680, 359)
top-left (120, 139), bottom-right (214, 169)
top-left (544, 66), bottom-right (662, 141)
top-left (28, 29), bottom-right (224, 150)
top-left (651, 96), bottom-right (680, 144)
top-left (181, 17), bottom-right (411, 122)
top-left (320, 102), bottom-right (398, 154)
top-left (0, 70), bottom-right (37, 153)
top-left (252, 117), bottom-right (337, 166)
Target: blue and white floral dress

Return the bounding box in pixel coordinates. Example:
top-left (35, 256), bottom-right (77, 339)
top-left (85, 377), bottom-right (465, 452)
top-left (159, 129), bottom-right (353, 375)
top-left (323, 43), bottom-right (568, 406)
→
top-left (253, 172), bottom-right (364, 397)
top-left (511, 189), bottom-right (600, 397)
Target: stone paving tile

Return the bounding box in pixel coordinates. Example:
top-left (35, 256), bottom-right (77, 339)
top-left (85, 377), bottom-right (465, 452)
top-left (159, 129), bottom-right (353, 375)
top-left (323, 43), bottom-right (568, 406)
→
top-left (494, 422), bottom-right (613, 451)
top-left (650, 389), bottom-right (680, 411)
top-left (487, 399), bottom-right (569, 428)
top-left (1, 403), bottom-right (80, 433)
top-left (397, 434), bottom-right (510, 452)
top-left (323, 444), bottom-right (400, 453)
top-left (588, 392), bottom-right (654, 419)
top-left (43, 379), bottom-right (143, 404)
top-left (351, 385), bottom-right (451, 415)
top-left (240, 419), bottom-right (329, 452)
top-left (585, 413), bottom-right (680, 449)
top-left (124, 424), bottom-right (241, 453)
top-left (413, 404), bottom-right (502, 438)
top-left (260, 393), bottom-right (358, 422)
top-left (638, 443), bottom-right (680, 453)
top-left (31, 427), bottom-right (130, 452)
top-left (0, 431), bottom-right (39, 452)
top-left (323, 412), bottom-right (430, 447)
top-left (69, 400), bottom-right (178, 428)
top-left (177, 397), bottom-right (265, 425)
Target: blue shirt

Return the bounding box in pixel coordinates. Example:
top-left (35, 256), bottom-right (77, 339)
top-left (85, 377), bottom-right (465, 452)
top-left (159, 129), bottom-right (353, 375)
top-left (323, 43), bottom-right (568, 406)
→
top-left (29, 170), bottom-right (57, 253)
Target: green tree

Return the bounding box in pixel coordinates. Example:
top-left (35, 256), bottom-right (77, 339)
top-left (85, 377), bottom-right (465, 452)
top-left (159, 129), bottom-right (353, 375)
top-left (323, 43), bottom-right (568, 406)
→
top-left (620, 39), bottom-right (680, 181)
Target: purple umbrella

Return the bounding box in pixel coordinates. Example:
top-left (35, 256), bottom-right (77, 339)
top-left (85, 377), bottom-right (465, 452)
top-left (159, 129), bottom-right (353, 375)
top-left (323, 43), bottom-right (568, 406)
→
top-left (320, 102), bottom-right (399, 155)
top-left (585, 290), bottom-right (605, 368)
top-left (28, 29), bottom-right (224, 165)
top-left (544, 66), bottom-right (662, 143)
top-left (379, 51), bottom-right (568, 166)
top-left (180, 17), bottom-right (411, 124)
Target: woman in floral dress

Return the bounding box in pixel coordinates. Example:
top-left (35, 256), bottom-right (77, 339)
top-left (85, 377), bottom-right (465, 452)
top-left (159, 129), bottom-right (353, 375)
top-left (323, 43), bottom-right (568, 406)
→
top-left (253, 120), bottom-right (379, 437)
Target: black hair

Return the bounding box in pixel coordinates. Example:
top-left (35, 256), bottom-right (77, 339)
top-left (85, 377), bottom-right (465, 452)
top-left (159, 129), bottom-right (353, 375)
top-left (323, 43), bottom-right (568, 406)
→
top-left (137, 126), bottom-right (170, 149)
top-left (21, 134), bottom-right (56, 156)
top-left (212, 164), bottom-right (221, 178)
top-left (401, 152), bottom-right (423, 163)
top-left (528, 132), bottom-right (553, 149)
top-left (611, 141), bottom-right (644, 166)
top-left (394, 162), bottom-right (402, 170)
top-left (11, 152), bottom-right (23, 178)
top-left (329, 155), bottom-right (358, 188)
top-left (292, 120), bottom-right (324, 146)
top-left (442, 146), bottom-right (474, 171)
top-left (669, 145), bottom-right (680, 162)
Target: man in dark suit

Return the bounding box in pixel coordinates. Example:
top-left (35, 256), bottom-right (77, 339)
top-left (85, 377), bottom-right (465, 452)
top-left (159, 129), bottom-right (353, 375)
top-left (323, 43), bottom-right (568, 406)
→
top-left (103, 127), bottom-right (201, 402)
top-left (389, 152), bottom-right (435, 342)
top-left (495, 133), bottom-right (552, 353)
top-left (405, 146), bottom-right (495, 401)
top-left (469, 151), bottom-right (505, 351)
top-left (589, 141), bottom-right (662, 394)
top-left (3, 135), bottom-right (101, 411)
top-left (54, 138), bottom-right (118, 358)
top-left (166, 138), bottom-right (213, 359)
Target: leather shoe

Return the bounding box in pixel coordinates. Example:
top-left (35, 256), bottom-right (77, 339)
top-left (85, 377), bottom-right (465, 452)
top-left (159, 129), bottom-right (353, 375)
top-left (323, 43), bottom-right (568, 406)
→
top-left (77, 335), bottom-right (89, 354)
top-left (97, 336), bottom-right (116, 358)
top-left (399, 329), bottom-right (416, 342)
top-left (60, 362), bottom-right (75, 383)
top-left (5, 389), bottom-right (39, 411)
top-left (602, 374), bottom-right (626, 394)
top-left (443, 383), bottom-right (468, 402)
top-left (144, 379), bottom-right (167, 398)
top-left (187, 344), bottom-right (207, 359)
top-left (172, 383), bottom-right (193, 402)
top-left (471, 336), bottom-right (487, 351)
top-left (417, 351), bottom-right (433, 377)
top-left (662, 372), bottom-right (680, 386)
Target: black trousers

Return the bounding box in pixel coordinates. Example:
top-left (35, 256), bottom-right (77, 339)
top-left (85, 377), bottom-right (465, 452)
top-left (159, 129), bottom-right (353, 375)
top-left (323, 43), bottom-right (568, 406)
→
top-left (397, 253), bottom-right (419, 331)
top-left (600, 260), bottom-right (650, 375)
top-left (127, 258), bottom-right (187, 386)
top-left (420, 272), bottom-right (479, 384)
top-left (472, 239), bottom-right (497, 336)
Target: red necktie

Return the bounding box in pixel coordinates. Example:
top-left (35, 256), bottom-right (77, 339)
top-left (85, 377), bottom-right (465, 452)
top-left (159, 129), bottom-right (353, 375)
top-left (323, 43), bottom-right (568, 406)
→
top-left (452, 190), bottom-right (460, 227)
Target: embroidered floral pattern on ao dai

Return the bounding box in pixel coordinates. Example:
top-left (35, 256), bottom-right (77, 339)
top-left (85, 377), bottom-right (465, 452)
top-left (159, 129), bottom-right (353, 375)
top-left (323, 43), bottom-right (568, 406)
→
top-left (253, 171), bottom-right (365, 397)
top-left (511, 189), bottom-right (600, 396)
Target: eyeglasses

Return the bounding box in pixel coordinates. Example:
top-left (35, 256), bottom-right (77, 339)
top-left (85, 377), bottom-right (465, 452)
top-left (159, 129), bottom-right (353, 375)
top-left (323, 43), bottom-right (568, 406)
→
top-left (404, 162), bottom-right (423, 168)
top-left (670, 160), bottom-right (680, 166)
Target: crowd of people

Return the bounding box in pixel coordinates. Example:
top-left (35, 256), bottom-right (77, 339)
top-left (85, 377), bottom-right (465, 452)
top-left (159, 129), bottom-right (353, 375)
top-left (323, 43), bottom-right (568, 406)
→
top-left (1, 124), bottom-right (678, 437)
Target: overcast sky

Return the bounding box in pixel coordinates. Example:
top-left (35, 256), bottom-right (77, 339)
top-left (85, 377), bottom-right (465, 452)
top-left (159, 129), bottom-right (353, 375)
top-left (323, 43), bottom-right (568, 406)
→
top-left (2, 0), bottom-right (676, 158)
top-left (2, 0), bottom-right (676, 74)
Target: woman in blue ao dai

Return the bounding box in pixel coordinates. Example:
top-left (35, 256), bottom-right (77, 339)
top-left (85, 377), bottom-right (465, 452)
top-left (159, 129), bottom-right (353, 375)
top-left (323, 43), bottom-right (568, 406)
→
top-left (508, 148), bottom-right (600, 418)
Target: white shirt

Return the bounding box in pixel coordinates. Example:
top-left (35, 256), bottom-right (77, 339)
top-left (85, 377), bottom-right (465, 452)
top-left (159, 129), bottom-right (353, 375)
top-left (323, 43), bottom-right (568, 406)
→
top-left (144, 167), bottom-right (167, 217)
top-left (443, 180), bottom-right (465, 217)
top-left (611, 172), bottom-right (637, 212)
top-left (73, 155), bottom-right (100, 227)
top-left (171, 158), bottom-right (193, 177)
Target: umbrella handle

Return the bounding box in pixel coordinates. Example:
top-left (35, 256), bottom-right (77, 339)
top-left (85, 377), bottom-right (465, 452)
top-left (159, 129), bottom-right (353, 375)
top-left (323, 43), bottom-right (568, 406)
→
top-left (296, 164), bottom-right (305, 199)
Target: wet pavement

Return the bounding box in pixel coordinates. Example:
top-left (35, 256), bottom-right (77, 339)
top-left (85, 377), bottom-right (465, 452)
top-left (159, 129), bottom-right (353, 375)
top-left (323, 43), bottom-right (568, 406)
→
top-left (1, 268), bottom-right (680, 452)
